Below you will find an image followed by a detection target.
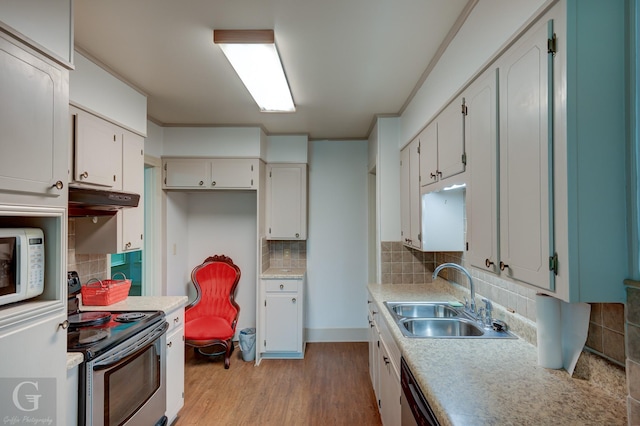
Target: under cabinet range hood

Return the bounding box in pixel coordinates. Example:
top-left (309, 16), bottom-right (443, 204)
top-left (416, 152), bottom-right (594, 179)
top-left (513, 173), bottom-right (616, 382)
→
top-left (68, 186), bottom-right (140, 216)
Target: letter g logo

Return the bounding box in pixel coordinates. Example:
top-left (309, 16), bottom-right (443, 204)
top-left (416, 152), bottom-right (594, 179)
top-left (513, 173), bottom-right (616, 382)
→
top-left (12, 381), bottom-right (41, 412)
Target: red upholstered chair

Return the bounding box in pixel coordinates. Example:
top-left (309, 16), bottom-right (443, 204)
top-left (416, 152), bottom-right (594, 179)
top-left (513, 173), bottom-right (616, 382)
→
top-left (184, 255), bottom-right (241, 369)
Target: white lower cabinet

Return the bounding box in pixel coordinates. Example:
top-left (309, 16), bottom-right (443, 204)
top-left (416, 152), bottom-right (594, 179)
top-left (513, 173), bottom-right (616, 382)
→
top-left (260, 277), bottom-right (305, 359)
top-left (165, 305), bottom-right (185, 424)
top-left (0, 311), bottom-right (67, 424)
top-left (66, 364), bottom-right (79, 426)
top-left (367, 295), bottom-right (401, 425)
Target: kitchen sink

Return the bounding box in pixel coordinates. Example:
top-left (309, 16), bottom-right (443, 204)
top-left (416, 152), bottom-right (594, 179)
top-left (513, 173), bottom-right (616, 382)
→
top-left (383, 301), bottom-right (517, 339)
top-left (399, 318), bottom-right (484, 338)
top-left (385, 302), bottom-right (459, 318)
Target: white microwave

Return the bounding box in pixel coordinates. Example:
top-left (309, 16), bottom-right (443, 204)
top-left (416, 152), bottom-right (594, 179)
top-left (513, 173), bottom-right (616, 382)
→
top-left (0, 228), bottom-right (45, 306)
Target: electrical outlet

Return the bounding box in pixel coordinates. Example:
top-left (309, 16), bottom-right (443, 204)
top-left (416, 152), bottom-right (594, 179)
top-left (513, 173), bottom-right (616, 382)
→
top-left (283, 248), bottom-right (291, 259)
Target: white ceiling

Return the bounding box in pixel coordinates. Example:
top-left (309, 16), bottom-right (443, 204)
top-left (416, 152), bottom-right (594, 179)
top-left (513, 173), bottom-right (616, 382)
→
top-left (73, 0), bottom-right (471, 140)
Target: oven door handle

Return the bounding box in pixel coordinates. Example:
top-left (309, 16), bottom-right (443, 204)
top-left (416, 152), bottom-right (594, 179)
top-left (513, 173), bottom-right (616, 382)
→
top-left (94, 321), bottom-right (169, 370)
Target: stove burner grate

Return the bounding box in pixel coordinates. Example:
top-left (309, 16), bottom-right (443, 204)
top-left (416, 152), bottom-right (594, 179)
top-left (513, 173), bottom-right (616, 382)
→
top-left (114, 312), bottom-right (146, 322)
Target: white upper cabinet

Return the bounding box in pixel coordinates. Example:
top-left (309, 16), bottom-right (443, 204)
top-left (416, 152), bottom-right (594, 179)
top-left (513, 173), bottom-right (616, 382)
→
top-left (498, 18), bottom-right (551, 291)
top-left (71, 107), bottom-right (123, 190)
top-left (121, 131), bottom-right (144, 252)
top-left (163, 158), bottom-right (257, 190)
top-left (419, 98), bottom-right (466, 187)
top-left (266, 164), bottom-right (307, 240)
top-left (463, 0), bottom-right (629, 302)
top-left (400, 138), bottom-right (420, 249)
top-left (0, 32), bottom-right (68, 207)
top-left (465, 69), bottom-right (499, 273)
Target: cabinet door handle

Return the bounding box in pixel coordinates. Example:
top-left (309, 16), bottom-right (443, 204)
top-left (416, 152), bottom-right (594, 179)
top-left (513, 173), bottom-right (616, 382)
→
top-left (499, 261), bottom-right (509, 271)
top-left (52, 180), bottom-right (64, 190)
top-left (198, 180), bottom-right (204, 186)
top-left (437, 170), bottom-right (443, 178)
top-left (80, 171), bottom-right (89, 179)
top-left (292, 298), bottom-right (297, 303)
top-left (167, 341), bottom-right (173, 348)
top-left (280, 284), bottom-right (284, 290)
top-left (430, 172), bottom-right (437, 180)
top-left (383, 355), bottom-right (390, 365)
top-left (295, 233), bottom-right (300, 238)
top-left (58, 320), bottom-right (69, 330)
top-left (485, 259), bottom-right (495, 268)
top-left (125, 242), bottom-right (132, 249)
top-left (211, 181), bottom-right (217, 186)
top-left (174, 317), bottom-right (180, 323)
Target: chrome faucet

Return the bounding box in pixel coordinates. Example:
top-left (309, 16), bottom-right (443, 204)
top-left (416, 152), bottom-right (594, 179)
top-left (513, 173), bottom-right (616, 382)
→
top-left (432, 263), bottom-right (476, 317)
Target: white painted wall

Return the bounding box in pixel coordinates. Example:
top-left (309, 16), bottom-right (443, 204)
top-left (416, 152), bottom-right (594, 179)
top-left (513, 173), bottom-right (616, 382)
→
top-left (70, 51), bottom-right (148, 135)
top-left (145, 121), bottom-right (164, 159)
top-left (400, 0), bottom-right (547, 146)
top-left (376, 117), bottom-right (401, 243)
top-left (266, 135), bottom-right (308, 163)
top-left (0, 0), bottom-right (73, 63)
top-left (307, 140), bottom-right (369, 341)
top-left (162, 127), bottom-right (262, 158)
top-left (164, 191), bottom-right (257, 337)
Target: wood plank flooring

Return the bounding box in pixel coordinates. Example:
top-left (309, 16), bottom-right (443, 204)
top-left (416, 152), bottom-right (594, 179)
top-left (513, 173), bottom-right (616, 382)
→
top-left (175, 342), bottom-right (382, 426)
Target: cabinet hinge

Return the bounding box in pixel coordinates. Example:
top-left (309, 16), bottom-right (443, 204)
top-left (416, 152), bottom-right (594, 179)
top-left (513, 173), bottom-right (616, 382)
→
top-left (269, 171), bottom-right (272, 178)
top-left (164, 163), bottom-right (167, 171)
top-left (113, 175), bottom-right (116, 182)
top-left (549, 253), bottom-right (559, 275)
top-left (418, 233), bottom-right (422, 242)
top-left (269, 227), bottom-right (271, 234)
top-left (462, 152), bottom-right (467, 165)
top-left (251, 179), bottom-right (254, 186)
top-left (377, 340), bottom-right (380, 348)
top-left (264, 300), bottom-right (266, 307)
top-left (164, 177), bottom-right (167, 185)
top-left (264, 340), bottom-right (267, 347)
top-left (417, 144), bottom-right (420, 155)
top-left (251, 164), bottom-right (254, 171)
top-left (461, 101), bottom-right (468, 116)
top-left (547, 33), bottom-right (557, 56)
top-left (466, 242), bottom-right (469, 251)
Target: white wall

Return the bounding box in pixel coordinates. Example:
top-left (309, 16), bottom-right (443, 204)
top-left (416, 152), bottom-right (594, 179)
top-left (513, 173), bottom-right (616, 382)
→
top-left (307, 139), bottom-right (369, 341)
top-left (164, 191), bottom-right (257, 337)
top-left (70, 51), bottom-right (148, 135)
top-left (400, 0), bottom-right (547, 146)
top-left (145, 121), bottom-right (164, 159)
top-left (266, 135), bottom-right (308, 162)
top-left (162, 127), bottom-right (263, 158)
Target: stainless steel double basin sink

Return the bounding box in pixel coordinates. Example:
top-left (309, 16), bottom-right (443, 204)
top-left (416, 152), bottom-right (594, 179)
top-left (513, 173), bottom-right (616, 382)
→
top-left (383, 301), bottom-right (516, 339)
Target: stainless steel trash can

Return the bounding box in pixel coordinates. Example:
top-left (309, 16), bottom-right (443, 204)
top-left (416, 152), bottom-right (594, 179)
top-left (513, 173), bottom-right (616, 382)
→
top-left (239, 327), bottom-right (256, 361)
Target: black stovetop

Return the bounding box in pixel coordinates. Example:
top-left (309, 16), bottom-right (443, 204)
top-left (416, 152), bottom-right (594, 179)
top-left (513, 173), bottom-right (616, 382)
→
top-left (67, 310), bottom-right (165, 361)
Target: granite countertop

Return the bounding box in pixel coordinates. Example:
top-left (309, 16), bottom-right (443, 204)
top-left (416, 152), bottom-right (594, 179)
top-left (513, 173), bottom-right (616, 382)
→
top-left (261, 267), bottom-right (306, 279)
top-left (67, 352), bottom-right (83, 370)
top-left (368, 281), bottom-right (627, 425)
top-left (79, 295), bottom-right (189, 313)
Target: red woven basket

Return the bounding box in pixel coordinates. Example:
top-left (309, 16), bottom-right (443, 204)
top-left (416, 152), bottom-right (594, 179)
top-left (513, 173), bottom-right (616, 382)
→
top-left (81, 273), bottom-right (131, 306)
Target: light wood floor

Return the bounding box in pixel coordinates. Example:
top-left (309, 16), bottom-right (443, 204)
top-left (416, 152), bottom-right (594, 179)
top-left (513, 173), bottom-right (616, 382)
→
top-left (175, 342), bottom-right (382, 426)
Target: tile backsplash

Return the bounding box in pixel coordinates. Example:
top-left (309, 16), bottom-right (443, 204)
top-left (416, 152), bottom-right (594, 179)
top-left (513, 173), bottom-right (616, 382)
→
top-left (382, 241), bottom-right (627, 367)
top-left (67, 218), bottom-right (109, 283)
top-left (265, 240), bottom-right (307, 270)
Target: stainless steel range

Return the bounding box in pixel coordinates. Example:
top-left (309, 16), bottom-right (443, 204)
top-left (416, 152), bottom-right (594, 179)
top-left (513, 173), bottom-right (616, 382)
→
top-left (67, 272), bottom-right (169, 426)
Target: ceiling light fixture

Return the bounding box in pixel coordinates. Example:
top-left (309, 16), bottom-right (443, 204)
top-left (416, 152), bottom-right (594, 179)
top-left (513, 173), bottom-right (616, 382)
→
top-left (214, 29), bottom-right (295, 113)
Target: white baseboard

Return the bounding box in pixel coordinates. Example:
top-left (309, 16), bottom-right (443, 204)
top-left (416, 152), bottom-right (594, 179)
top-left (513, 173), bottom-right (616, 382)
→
top-left (305, 327), bottom-right (368, 342)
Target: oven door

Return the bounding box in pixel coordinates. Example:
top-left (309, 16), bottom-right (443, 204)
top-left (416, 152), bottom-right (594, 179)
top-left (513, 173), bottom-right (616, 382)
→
top-left (87, 321), bottom-right (168, 426)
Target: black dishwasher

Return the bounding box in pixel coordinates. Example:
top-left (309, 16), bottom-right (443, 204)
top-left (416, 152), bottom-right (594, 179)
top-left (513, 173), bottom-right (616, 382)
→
top-left (401, 357), bottom-right (440, 426)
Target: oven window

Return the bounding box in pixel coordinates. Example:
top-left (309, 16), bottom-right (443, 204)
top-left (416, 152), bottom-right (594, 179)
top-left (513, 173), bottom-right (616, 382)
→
top-left (105, 344), bottom-right (160, 426)
top-left (0, 237), bottom-right (16, 296)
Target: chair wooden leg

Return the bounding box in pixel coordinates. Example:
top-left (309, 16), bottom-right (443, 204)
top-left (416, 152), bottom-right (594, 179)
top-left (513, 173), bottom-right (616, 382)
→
top-left (224, 340), bottom-right (232, 369)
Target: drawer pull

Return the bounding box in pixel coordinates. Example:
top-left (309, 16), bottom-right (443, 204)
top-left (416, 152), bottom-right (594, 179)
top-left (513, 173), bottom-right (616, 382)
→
top-left (280, 284), bottom-right (284, 290)
top-left (174, 317), bottom-right (180, 323)
top-left (292, 298), bottom-right (297, 303)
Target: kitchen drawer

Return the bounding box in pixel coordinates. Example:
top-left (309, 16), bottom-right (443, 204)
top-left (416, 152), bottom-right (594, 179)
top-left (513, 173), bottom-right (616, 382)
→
top-left (166, 308), bottom-right (184, 334)
top-left (264, 280), bottom-right (300, 293)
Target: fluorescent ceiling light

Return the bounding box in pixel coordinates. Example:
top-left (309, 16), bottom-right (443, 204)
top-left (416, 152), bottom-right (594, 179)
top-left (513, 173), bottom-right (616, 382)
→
top-left (214, 30), bottom-right (295, 113)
